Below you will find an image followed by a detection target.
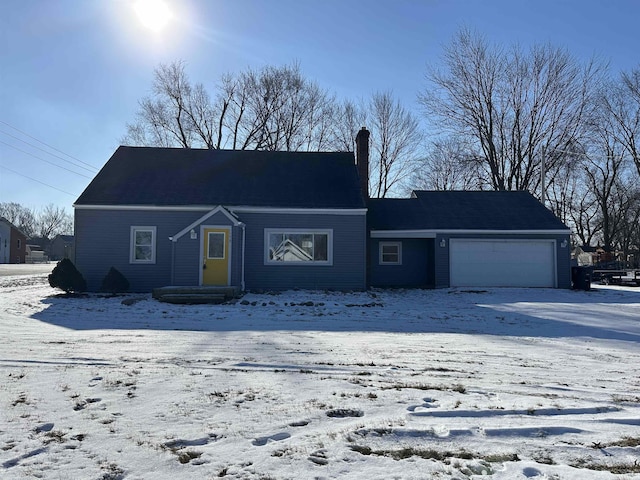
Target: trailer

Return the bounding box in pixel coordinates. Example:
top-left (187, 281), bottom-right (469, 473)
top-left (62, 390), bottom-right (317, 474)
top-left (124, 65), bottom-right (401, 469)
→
top-left (593, 269), bottom-right (640, 286)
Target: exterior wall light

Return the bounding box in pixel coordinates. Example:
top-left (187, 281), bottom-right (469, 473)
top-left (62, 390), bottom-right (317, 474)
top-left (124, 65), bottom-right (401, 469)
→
top-left (190, 229), bottom-right (197, 240)
top-left (561, 239), bottom-right (568, 248)
top-left (439, 238), bottom-right (446, 248)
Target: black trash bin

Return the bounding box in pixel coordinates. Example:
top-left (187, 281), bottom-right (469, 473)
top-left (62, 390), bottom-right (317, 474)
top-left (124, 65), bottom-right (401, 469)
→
top-left (571, 266), bottom-right (592, 290)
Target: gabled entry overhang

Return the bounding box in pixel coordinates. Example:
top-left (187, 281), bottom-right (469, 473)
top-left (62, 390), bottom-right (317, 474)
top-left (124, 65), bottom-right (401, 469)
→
top-left (170, 206), bottom-right (241, 242)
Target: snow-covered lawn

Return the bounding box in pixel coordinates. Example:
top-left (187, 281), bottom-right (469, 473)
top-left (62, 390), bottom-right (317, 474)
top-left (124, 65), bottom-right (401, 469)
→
top-left (1, 270), bottom-right (639, 479)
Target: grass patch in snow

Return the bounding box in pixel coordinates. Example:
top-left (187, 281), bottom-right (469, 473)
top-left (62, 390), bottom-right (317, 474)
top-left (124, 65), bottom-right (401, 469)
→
top-left (349, 444), bottom-right (508, 462)
top-left (176, 450), bottom-right (202, 464)
top-left (611, 394), bottom-right (640, 404)
top-left (326, 408), bottom-right (363, 418)
top-left (99, 462), bottom-right (125, 480)
top-left (43, 430), bottom-right (67, 444)
top-left (607, 436), bottom-right (640, 447)
top-left (381, 382), bottom-right (466, 393)
top-left (571, 458), bottom-right (640, 474)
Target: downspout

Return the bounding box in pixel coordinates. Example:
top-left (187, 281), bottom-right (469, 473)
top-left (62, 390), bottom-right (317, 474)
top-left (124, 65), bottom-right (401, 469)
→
top-left (169, 237), bottom-right (175, 285)
top-left (239, 222), bottom-right (246, 291)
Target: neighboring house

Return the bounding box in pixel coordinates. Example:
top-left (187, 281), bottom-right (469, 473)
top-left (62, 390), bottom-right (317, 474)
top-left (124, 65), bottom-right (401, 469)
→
top-left (50, 234), bottom-right (75, 261)
top-left (572, 245), bottom-right (603, 266)
top-left (25, 244), bottom-right (48, 263)
top-left (27, 236), bottom-right (50, 258)
top-left (74, 129), bottom-right (571, 292)
top-left (0, 217), bottom-right (27, 263)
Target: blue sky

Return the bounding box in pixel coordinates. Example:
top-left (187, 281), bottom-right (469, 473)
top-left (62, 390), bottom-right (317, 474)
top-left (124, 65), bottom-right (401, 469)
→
top-left (1, 0), bottom-right (638, 212)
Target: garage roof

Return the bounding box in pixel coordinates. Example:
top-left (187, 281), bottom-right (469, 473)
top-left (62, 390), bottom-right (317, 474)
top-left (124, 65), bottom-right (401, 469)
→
top-left (368, 191), bottom-right (569, 231)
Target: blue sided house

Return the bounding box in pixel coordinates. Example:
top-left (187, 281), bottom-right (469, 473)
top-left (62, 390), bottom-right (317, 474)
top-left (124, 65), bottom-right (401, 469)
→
top-left (74, 128), bottom-right (571, 292)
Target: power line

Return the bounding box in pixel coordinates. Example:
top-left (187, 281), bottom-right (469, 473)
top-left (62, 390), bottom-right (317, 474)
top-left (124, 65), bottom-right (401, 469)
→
top-left (0, 129), bottom-right (97, 173)
top-left (0, 140), bottom-right (93, 179)
top-left (0, 163), bottom-right (78, 197)
top-left (0, 120), bottom-right (99, 170)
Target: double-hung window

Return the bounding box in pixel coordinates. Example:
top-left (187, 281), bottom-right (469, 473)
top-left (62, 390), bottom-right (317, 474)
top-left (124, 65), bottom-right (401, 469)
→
top-left (265, 229), bottom-right (332, 265)
top-left (130, 226), bottom-right (157, 264)
top-left (379, 241), bottom-right (402, 265)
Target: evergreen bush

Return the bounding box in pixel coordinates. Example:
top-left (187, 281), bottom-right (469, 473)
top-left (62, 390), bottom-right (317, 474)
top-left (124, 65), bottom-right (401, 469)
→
top-left (100, 267), bottom-right (130, 294)
top-left (48, 258), bottom-right (87, 293)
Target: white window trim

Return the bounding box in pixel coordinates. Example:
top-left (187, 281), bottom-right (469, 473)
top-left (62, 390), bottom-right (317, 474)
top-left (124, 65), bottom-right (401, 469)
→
top-left (130, 226), bottom-right (157, 264)
top-left (379, 241), bottom-right (402, 265)
top-left (264, 228), bottom-right (333, 266)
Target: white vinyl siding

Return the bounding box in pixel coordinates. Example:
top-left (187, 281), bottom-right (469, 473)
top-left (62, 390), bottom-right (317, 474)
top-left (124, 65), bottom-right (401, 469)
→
top-left (130, 226), bottom-right (157, 264)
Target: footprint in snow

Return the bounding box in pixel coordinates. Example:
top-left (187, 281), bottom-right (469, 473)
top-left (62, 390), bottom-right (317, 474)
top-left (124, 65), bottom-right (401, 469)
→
top-left (88, 376), bottom-right (103, 387)
top-left (34, 423), bottom-right (54, 433)
top-left (407, 397), bottom-right (438, 412)
top-left (163, 435), bottom-right (219, 449)
top-left (289, 420), bottom-right (309, 427)
top-left (308, 449), bottom-right (328, 465)
top-left (73, 398), bottom-right (101, 411)
top-left (523, 467), bottom-right (543, 477)
top-left (251, 432), bottom-right (290, 446)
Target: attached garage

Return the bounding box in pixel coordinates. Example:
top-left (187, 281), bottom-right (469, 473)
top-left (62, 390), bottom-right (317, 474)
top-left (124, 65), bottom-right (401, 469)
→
top-left (450, 239), bottom-right (556, 288)
top-left (367, 191), bottom-right (572, 290)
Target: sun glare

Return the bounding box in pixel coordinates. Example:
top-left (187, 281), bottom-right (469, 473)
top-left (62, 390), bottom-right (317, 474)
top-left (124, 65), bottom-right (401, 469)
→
top-left (134, 0), bottom-right (172, 32)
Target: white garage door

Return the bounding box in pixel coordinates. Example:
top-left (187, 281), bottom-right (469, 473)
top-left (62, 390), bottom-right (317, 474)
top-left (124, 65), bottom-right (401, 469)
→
top-left (450, 239), bottom-right (556, 287)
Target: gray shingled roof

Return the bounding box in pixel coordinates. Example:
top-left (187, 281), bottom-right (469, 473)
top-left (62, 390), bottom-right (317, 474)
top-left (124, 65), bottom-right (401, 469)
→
top-left (368, 191), bottom-right (569, 231)
top-left (75, 147), bottom-right (365, 209)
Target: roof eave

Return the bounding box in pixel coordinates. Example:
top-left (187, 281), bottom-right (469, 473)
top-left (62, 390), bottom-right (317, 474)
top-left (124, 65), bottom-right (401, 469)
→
top-left (370, 229), bottom-right (571, 238)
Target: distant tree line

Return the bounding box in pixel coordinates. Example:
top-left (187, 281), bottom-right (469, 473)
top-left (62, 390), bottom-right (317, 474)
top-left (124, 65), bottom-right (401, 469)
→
top-left (123, 29), bottom-right (639, 257)
top-left (0, 202), bottom-right (72, 240)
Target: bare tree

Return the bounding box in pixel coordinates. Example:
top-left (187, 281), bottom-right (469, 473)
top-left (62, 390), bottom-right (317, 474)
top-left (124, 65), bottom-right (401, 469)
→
top-left (567, 184), bottom-right (599, 247)
top-left (573, 68), bottom-right (640, 254)
top-left (612, 182), bottom-right (640, 266)
top-left (0, 202), bottom-right (36, 237)
top-left (124, 61), bottom-right (336, 152)
top-left (598, 67), bottom-right (640, 177)
top-left (124, 61), bottom-right (201, 148)
top-left (420, 28), bottom-right (603, 196)
top-left (367, 91), bottom-right (423, 197)
top-left (584, 140), bottom-right (629, 252)
top-left (412, 137), bottom-right (485, 191)
top-left (332, 93), bottom-right (423, 197)
top-left (329, 99), bottom-right (368, 152)
top-left (36, 204), bottom-right (73, 239)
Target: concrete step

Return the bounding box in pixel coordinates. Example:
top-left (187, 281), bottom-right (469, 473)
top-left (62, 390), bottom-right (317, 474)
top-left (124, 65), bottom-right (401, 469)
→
top-left (152, 285), bottom-right (240, 300)
top-left (157, 293), bottom-right (228, 304)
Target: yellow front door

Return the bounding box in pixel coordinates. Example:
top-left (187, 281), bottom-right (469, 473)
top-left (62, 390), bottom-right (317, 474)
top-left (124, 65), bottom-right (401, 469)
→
top-left (202, 228), bottom-right (230, 285)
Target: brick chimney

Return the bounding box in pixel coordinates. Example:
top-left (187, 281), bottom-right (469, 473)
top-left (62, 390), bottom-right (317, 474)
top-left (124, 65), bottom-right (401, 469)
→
top-left (355, 127), bottom-right (370, 201)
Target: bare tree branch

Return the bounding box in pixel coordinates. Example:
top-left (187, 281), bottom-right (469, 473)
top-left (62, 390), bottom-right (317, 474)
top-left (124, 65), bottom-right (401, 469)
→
top-left (420, 28), bottom-right (604, 196)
